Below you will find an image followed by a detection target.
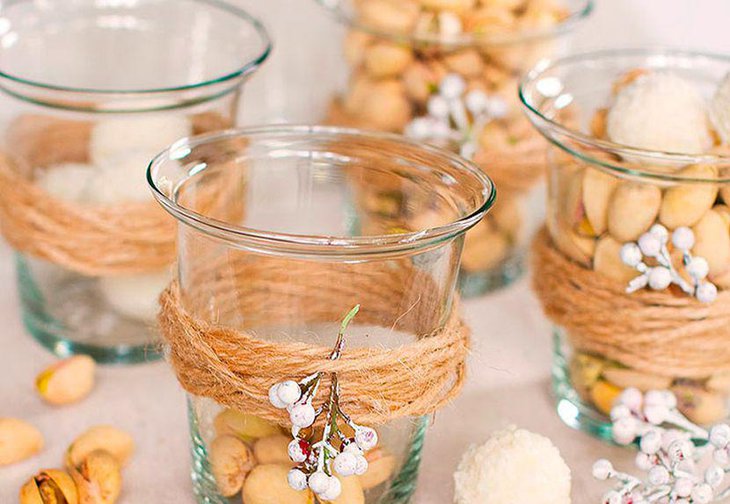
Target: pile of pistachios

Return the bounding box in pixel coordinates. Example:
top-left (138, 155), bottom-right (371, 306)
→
top-left (208, 409), bottom-right (397, 503)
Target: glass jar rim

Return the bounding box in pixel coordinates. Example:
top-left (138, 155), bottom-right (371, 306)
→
top-left (147, 125), bottom-right (496, 255)
top-left (315, 0), bottom-right (593, 48)
top-left (519, 47), bottom-right (730, 183)
top-left (0, 0), bottom-right (272, 96)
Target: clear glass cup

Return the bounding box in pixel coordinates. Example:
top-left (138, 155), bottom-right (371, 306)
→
top-left (317, 0), bottom-right (592, 296)
top-left (0, 0), bottom-right (271, 363)
top-left (148, 125), bottom-right (494, 503)
top-left (521, 49), bottom-right (730, 439)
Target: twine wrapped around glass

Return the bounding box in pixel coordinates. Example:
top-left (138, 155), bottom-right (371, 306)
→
top-left (148, 126), bottom-right (495, 503)
top-left (521, 49), bottom-right (730, 440)
top-left (318, 0), bottom-right (592, 296)
top-left (0, 0), bottom-right (270, 363)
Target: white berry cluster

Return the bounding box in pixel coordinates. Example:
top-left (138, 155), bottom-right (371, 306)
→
top-left (594, 387), bottom-right (730, 503)
top-left (404, 73), bottom-right (508, 160)
top-left (268, 305), bottom-right (379, 501)
top-left (620, 223), bottom-right (718, 303)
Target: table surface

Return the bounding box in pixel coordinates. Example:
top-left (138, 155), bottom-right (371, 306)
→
top-left (0, 240), bottom-right (638, 503)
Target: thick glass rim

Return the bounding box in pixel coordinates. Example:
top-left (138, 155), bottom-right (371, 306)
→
top-left (148, 125), bottom-right (496, 254)
top-left (519, 47), bottom-right (730, 183)
top-left (0, 0), bottom-right (272, 95)
top-left (315, 0), bottom-right (593, 47)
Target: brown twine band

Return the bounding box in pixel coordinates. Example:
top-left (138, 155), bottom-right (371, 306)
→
top-left (532, 228), bottom-right (730, 379)
top-left (158, 267), bottom-right (470, 426)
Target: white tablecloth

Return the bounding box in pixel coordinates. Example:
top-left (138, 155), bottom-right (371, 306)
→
top-left (0, 239), bottom-right (637, 503)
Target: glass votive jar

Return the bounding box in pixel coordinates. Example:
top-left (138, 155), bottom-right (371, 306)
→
top-left (521, 49), bottom-right (730, 439)
top-left (0, 0), bottom-right (270, 363)
top-left (318, 0), bottom-right (592, 296)
top-left (149, 126), bottom-right (494, 503)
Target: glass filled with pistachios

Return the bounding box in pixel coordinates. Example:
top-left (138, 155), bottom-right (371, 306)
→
top-left (318, 0), bottom-right (592, 296)
top-left (0, 0), bottom-right (271, 363)
top-left (521, 49), bottom-right (730, 439)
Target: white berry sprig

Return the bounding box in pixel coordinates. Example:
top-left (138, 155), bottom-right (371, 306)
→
top-left (268, 305), bottom-right (378, 501)
top-left (620, 224), bottom-right (718, 303)
top-left (594, 387), bottom-right (730, 503)
top-left (404, 73), bottom-right (508, 161)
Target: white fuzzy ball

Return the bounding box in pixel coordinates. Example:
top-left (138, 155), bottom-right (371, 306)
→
top-left (287, 469), bottom-right (308, 491)
top-left (269, 384), bottom-right (288, 409)
top-left (453, 426), bottom-right (571, 504)
top-left (36, 163), bottom-right (97, 203)
top-left (648, 267), bottom-right (672, 290)
top-left (98, 268), bottom-right (171, 321)
top-left (354, 426), bottom-right (378, 451)
top-left (333, 451), bottom-right (359, 477)
top-left (607, 72), bottom-right (712, 155)
top-left (276, 380), bottom-right (302, 406)
top-left (307, 471), bottom-right (331, 495)
top-left (319, 475), bottom-right (342, 500)
top-left (289, 403), bottom-right (316, 429)
top-left (672, 226), bottom-right (696, 250)
top-left (620, 243), bottom-right (643, 267)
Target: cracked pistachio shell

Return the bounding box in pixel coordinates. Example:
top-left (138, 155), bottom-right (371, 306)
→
top-left (461, 223), bottom-right (510, 272)
top-left (323, 476), bottom-right (365, 504)
top-left (443, 49), bottom-right (484, 78)
top-left (548, 166), bottom-right (596, 265)
top-left (607, 182), bottom-right (661, 242)
top-left (36, 355), bottom-right (96, 406)
top-left (210, 435), bottom-right (255, 497)
top-left (363, 42), bottom-right (413, 79)
top-left (20, 469), bottom-right (78, 504)
top-left (692, 209), bottom-right (730, 276)
top-left (67, 426), bottom-right (134, 468)
top-left (252, 435), bottom-right (290, 466)
top-left (602, 367), bottom-right (672, 391)
top-left (360, 449), bottom-right (396, 490)
top-left (356, 0), bottom-right (420, 34)
top-left (672, 385), bottom-right (728, 425)
top-left (343, 31), bottom-right (372, 67)
top-left (593, 236), bottom-right (639, 284)
top-left (582, 168), bottom-right (618, 236)
top-left (708, 372), bottom-right (730, 394)
top-left (569, 353), bottom-right (605, 402)
top-left (659, 165), bottom-right (719, 228)
top-left (242, 465), bottom-right (314, 504)
top-left (71, 450), bottom-right (122, 504)
top-left (214, 410), bottom-right (281, 442)
top-left (402, 61), bottom-right (444, 104)
top-left (547, 217), bottom-right (595, 266)
top-left (358, 80), bottom-right (412, 132)
top-left (0, 417), bottom-right (43, 466)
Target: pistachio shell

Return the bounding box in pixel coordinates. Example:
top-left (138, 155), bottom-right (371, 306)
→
top-left (20, 469), bottom-right (79, 504)
top-left (323, 475), bottom-right (365, 504)
top-left (461, 224), bottom-right (510, 272)
top-left (252, 435), bottom-right (290, 466)
top-left (569, 353), bottom-right (605, 403)
top-left (344, 74), bottom-right (374, 115)
top-left (582, 168), bottom-right (618, 235)
top-left (547, 217), bottom-right (596, 266)
top-left (36, 355), bottom-right (96, 406)
top-left (209, 435), bottom-right (254, 497)
top-left (242, 464), bottom-right (314, 504)
top-left (357, 0), bottom-right (420, 34)
top-left (214, 410), bottom-right (281, 442)
top-left (443, 49), bottom-right (484, 78)
top-left (659, 165), bottom-right (719, 229)
top-left (402, 61), bottom-right (441, 104)
top-left (590, 108), bottom-right (608, 139)
top-left (71, 450), bottom-right (122, 504)
top-left (343, 31), bottom-right (372, 67)
top-left (715, 204), bottom-right (730, 228)
top-left (602, 367), bottom-right (672, 391)
top-left (707, 372), bottom-right (730, 394)
top-left (363, 42), bottom-right (413, 79)
top-left (67, 426), bottom-right (134, 468)
top-left (358, 80), bottom-right (412, 132)
top-left (419, 0), bottom-right (476, 11)
top-left (692, 209), bottom-right (730, 276)
top-left (593, 236), bottom-right (639, 284)
top-left (590, 380), bottom-right (622, 416)
top-left (548, 166), bottom-right (596, 265)
top-left (722, 184), bottom-right (730, 206)
top-left (0, 417), bottom-right (43, 466)
top-left (672, 385), bottom-right (728, 425)
top-left (607, 182), bottom-right (661, 242)
top-left (360, 449), bottom-right (396, 490)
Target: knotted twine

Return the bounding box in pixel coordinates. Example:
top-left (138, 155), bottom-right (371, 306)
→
top-left (157, 258), bottom-right (471, 427)
top-left (532, 228), bottom-right (730, 379)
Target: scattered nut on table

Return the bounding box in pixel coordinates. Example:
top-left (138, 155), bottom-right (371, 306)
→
top-left (36, 355), bottom-right (96, 406)
top-left (67, 426), bottom-right (134, 468)
top-left (19, 469), bottom-right (78, 504)
top-left (68, 449), bottom-right (122, 504)
top-left (0, 417), bottom-right (44, 466)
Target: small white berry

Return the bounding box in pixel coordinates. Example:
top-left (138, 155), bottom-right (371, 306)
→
top-left (288, 439), bottom-right (308, 463)
top-left (601, 490), bottom-right (622, 504)
top-left (710, 424), bottom-right (730, 448)
top-left (355, 426), bottom-right (378, 451)
top-left (649, 224), bottom-right (669, 243)
top-left (405, 117), bottom-right (435, 139)
top-left (661, 429), bottom-right (685, 451)
top-left (431, 120), bottom-right (452, 139)
top-left (354, 455), bottom-right (369, 476)
top-left (288, 468), bottom-right (308, 491)
top-left (648, 465), bottom-right (670, 486)
top-left (465, 90), bottom-right (489, 114)
top-left (612, 416), bottom-right (637, 445)
top-left (617, 387), bottom-right (643, 412)
top-left (644, 404), bottom-right (668, 425)
top-left (486, 97), bottom-right (509, 119)
top-left (289, 403), bottom-right (316, 429)
top-left (439, 74), bottom-right (466, 100)
top-left (620, 243), bottom-right (643, 267)
top-left (696, 282), bottom-right (718, 303)
top-left (640, 429), bottom-right (662, 454)
top-left (277, 380), bottom-right (302, 405)
top-left (343, 443), bottom-right (363, 455)
top-left (692, 483), bottom-right (714, 504)
top-left (319, 475), bottom-right (342, 500)
top-left (428, 95), bottom-right (450, 119)
top-left (672, 226), bottom-right (695, 250)
top-left (648, 267), bottom-right (672, 290)
top-left (610, 404), bottom-right (632, 422)
top-left (638, 232), bottom-right (662, 257)
top-left (714, 447), bottom-right (730, 466)
top-left (645, 389), bottom-right (677, 409)
top-left (635, 452), bottom-right (655, 471)
top-left (592, 459), bottom-right (613, 480)
top-left (686, 256), bottom-right (710, 279)
top-left (667, 439), bottom-right (693, 464)
top-left (308, 471), bottom-right (331, 495)
top-left (269, 383), bottom-right (288, 409)
top-left (333, 452), bottom-right (359, 477)
top-left (674, 477), bottom-right (694, 497)
top-left (706, 464), bottom-right (725, 488)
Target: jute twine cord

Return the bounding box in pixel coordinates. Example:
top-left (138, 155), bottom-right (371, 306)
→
top-left (532, 228), bottom-right (730, 379)
top-left (158, 259), bottom-right (470, 426)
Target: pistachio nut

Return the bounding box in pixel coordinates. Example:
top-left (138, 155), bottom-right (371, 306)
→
top-left (568, 353), bottom-right (605, 403)
top-left (707, 372), bottom-right (730, 394)
top-left (692, 209), bottom-right (730, 276)
top-left (0, 417), bottom-right (43, 466)
top-left (419, 0), bottom-right (476, 12)
top-left (20, 469), bottom-right (78, 504)
top-left (242, 464), bottom-right (314, 504)
top-left (602, 367), bottom-right (672, 391)
top-left (343, 31), bottom-right (372, 67)
top-left (70, 450), bottom-right (122, 504)
top-left (659, 165), bottom-right (719, 229)
top-left (582, 168), bottom-right (618, 236)
top-left (403, 61), bottom-right (442, 104)
top-left (607, 182), bottom-right (661, 242)
top-left (356, 0), bottom-right (420, 34)
top-left (67, 426), bottom-right (134, 468)
top-left (209, 435), bottom-right (255, 497)
top-left (252, 435), bottom-right (291, 466)
top-left (672, 385), bottom-right (728, 425)
top-left (593, 235), bottom-right (640, 284)
top-left (357, 80), bottom-right (412, 133)
top-left (36, 355), bottom-right (96, 406)
top-left (214, 410), bottom-right (281, 442)
top-left (360, 449), bottom-right (396, 490)
top-left (363, 42), bottom-right (413, 79)
top-left (443, 49), bottom-right (484, 78)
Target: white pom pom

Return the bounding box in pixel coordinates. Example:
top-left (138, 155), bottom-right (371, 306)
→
top-left (696, 282), bottom-right (718, 304)
top-left (288, 468), bottom-right (308, 491)
top-left (36, 163), bottom-right (96, 203)
top-left (638, 232), bottom-right (662, 257)
top-left (686, 256), bottom-right (710, 280)
top-left (440, 74), bottom-right (466, 100)
top-left (289, 403), bottom-right (316, 428)
top-left (276, 380), bottom-right (302, 406)
top-left (333, 452), bottom-right (359, 477)
top-left (269, 383), bottom-right (288, 409)
top-left (648, 267), bottom-right (672, 290)
top-left (672, 226), bottom-right (695, 250)
top-left (308, 471), bottom-right (331, 495)
top-left (99, 269), bottom-right (171, 322)
top-left (620, 243), bottom-right (643, 267)
top-left (714, 447), bottom-right (730, 466)
top-left (649, 223), bottom-right (669, 243)
top-left (592, 459), bottom-right (613, 480)
top-left (355, 426), bottom-right (378, 451)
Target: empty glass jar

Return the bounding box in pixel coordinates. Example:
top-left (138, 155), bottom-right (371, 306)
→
top-left (148, 126), bottom-right (494, 503)
top-left (0, 0), bottom-right (270, 363)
